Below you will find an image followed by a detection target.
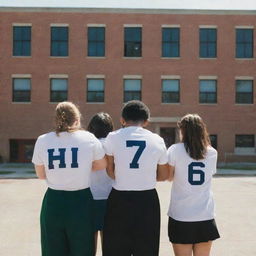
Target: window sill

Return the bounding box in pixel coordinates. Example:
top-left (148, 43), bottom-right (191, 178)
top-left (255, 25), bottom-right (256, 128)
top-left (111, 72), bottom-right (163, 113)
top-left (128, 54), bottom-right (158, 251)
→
top-left (199, 57), bottom-right (217, 60)
top-left (161, 57), bottom-right (180, 60)
top-left (49, 56), bottom-right (69, 58)
top-left (12, 102), bottom-right (31, 104)
top-left (12, 56), bottom-right (32, 58)
top-left (161, 103), bottom-right (181, 105)
top-left (86, 56), bottom-right (106, 59)
top-left (235, 103), bottom-right (254, 106)
top-left (235, 58), bottom-right (254, 60)
top-left (199, 103), bottom-right (218, 105)
top-left (86, 102), bottom-right (105, 104)
top-left (123, 57), bottom-right (142, 59)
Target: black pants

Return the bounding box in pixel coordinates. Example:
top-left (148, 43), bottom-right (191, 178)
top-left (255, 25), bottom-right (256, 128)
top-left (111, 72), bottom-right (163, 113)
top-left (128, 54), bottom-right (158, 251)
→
top-left (103, 188), bottom-right (160, 256)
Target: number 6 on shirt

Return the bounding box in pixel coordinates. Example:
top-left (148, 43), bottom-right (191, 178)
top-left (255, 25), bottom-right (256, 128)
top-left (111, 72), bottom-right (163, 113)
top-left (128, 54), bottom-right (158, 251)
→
top-left (126, 140), bottom-right (146, 169)
top-left (188, 162), bottom-right (205, 185)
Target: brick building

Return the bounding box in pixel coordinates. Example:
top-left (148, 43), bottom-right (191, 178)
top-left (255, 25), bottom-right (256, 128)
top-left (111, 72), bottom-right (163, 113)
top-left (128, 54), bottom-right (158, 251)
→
top-left (0, 2), bottom-right (255, 162)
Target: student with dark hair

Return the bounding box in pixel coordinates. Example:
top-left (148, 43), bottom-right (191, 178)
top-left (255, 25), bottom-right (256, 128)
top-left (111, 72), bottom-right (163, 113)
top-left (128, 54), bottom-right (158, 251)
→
top-left (32, 102), bottom-right (106, 256)
top-left (87, 112), bottom-right (114, 255)
top-left (167, 114), bottom-right (220, 256)
top-left (103, 100), bottom-right (169, 256)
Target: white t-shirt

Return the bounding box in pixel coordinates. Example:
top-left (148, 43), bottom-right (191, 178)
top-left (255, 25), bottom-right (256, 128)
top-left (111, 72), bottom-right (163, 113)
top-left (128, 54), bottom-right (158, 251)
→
top-left (167, 143), bottom-right (217, 221)
top-left (104, 126), bottom-right (168, 191)
top-left (32, 130), bottom-right (105, 191)
top-left (90, 138), bottom-right (113, 200)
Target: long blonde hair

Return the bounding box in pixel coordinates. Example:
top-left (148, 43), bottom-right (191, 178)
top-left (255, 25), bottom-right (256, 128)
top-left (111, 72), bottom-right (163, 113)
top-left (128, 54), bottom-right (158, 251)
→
top-left (55, 102), bottom-right (81, 135)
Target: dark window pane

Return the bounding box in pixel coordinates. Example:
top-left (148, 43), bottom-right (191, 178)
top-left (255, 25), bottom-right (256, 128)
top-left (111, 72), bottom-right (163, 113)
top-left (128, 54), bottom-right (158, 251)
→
top-left (50, 91), bottom-right (67, 102)
top-left (51, 27), bottom-right (68, 56)
top-left (162, 28), bottom-right (180, 57)
top-left (236, 135), bottom-right (255, 147)
top-left (13, 26), bottom-right (31, 56)
top-left (124, 28), bottom-right (142, 57)
top-left (87, 79), bottom-right (104, 102)
top-left (10, 140), bottom-right (19, 161)
top-left (210, 135), bottom-right (218, 149)
top-left (199, 28), bottom-right (217, 58)
top-left (50, 79), bottom-right (68, 102)
top-left (236, 80), bottom-right (253, 104)
top-left (88, 27), bottom-right (105, 57)
top-left (236, 29), bottom-right (253, 58)
top-left (162, 79), bottom-right (180, 103)
top-left (124, 91), bottom-right (141, 102)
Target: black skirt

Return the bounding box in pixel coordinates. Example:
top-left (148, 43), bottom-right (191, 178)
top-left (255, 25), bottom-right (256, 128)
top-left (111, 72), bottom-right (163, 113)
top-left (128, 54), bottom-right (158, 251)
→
top-left (168, 217), bottom-right (220, 244)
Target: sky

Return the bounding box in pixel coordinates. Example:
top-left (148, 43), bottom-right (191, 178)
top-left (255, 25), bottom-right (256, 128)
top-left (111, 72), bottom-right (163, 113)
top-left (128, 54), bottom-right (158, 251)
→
top-left (0, 0), bottom-right (255, 10)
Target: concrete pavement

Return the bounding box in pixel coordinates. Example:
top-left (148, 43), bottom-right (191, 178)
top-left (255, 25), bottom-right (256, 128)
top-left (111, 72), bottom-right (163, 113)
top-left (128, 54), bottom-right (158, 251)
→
top-left (1, 178), bottom-right (256, 255)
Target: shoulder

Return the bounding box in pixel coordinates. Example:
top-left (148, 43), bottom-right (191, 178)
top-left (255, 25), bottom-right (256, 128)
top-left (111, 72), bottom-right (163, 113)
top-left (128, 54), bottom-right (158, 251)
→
top-left (206, 146), bottom-right (218, 157)
top-left (168, 143), bottom-right (183, 152)
top-left (36, 132), bottom-right (55, 142)
top-left (146, 129), bottom-right (165, 143)
top-left (106, 129), bottom-right (122, 139)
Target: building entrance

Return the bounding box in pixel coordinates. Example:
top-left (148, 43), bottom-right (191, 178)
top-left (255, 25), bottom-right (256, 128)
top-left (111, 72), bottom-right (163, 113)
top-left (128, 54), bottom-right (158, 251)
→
top-left (160, 127), bottom-right (176, 148)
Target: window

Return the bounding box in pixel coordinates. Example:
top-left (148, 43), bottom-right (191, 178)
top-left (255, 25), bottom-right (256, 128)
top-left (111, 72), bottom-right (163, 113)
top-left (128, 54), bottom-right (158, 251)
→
top-left (124, 79), bottom-right (141, 102)
top-left (10, 139), bottom-right (35, 162)
top-left (210, 135), bottom-right (218, 149)
top-left (12, 78), bottom-right (31, 102)
top-left (87, 79), bottom-right (104, 102)
top-left (162, 79), bottom-right (180, 103)
top-left (236, 80), bottom-right (253, 104)
top-left (87, 27), bottom-right (105, 57)
top-left (235, 135), bottom-right (255, 147)
top-left (124, 27), bottom-right (142, 57)
top-left (162, 28), bottom-right (180, 57)
top-left (50, 78), bottom-right (68, 102)
top-left (13, 26), bottom-right (31, 56)
top-left (236, 29), bottom-right (253, 58)
top-left (199, 80), bottom-right (217, 103)
top-left (200, 28), bottom-right (217, 58)
top-left (51, 27), bottom-right (68, 56)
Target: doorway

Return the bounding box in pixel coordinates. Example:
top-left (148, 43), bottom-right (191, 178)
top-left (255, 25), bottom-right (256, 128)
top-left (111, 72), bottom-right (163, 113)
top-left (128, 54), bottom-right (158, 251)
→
top-left (160, 128), bottom-right (176, 148)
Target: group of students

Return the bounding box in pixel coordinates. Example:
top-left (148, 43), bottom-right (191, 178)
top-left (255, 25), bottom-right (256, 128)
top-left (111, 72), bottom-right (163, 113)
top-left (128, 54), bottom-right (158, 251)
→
top-left (32, 100), bottom-right (220, 256)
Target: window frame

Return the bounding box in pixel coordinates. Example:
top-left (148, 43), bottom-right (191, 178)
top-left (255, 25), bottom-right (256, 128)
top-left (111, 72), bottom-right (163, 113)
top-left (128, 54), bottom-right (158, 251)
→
top-left (161, 79), bottom-right (180, 103)
top-left (162, 27), bottom-right (180, 58)
top-left (236, 28), bottom-right (254, 59)
top-left (124, 27), bottom-right (142, 57)
top-left (235, 80), bottom-right (254, 104)
top-left (123, 79), bottom-right (142, 102)
top-left (199, 79), bottom-right (217, 104)
top-left (86, 78), bottom-right (105, 103)
top-left (87, 27), bottom-right (105, 57)
top-left (12, 78), bottom-right (31, 103)
top-left (50, 78), bottom-right (68, 103)
top-left (50, 26), bottom-right (69, 57)
top-left (199, 28), bottom-right (217, 58)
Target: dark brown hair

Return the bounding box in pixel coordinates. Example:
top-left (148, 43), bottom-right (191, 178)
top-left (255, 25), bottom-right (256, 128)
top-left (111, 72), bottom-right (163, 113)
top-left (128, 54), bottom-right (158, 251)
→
top-left (178, 114), bottom-right (210, 160)
top-left (87, 112), bottom-right (114, 139)
top-left (55, 101), bottom-right (81, 135)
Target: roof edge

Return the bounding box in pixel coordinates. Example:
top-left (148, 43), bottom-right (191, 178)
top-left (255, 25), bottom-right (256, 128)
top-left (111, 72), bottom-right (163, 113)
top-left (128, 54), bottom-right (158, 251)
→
top-left (0, 7), bottom-right (255, 15)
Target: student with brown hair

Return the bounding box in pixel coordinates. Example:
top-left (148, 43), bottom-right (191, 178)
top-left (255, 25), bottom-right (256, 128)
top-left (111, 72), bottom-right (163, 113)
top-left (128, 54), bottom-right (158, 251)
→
top-left (32, 101), bottom-right (106, 256)
top-left (167, 114), bottom-right (220, 256)
top-left (87, 112), bottom-right (114, 255)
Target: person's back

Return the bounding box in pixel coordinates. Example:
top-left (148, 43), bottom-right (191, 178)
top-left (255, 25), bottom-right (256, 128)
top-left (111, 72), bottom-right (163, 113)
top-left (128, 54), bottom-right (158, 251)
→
top-left (103, 100), bottom-right (168, 256)
top-left (106, 126), bottom-right (167, 191)
top-left (168, 142), bottom-right (217, 221)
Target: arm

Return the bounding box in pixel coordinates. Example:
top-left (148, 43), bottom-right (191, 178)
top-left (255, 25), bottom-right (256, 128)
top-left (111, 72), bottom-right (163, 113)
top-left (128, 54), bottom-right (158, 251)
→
top-left (92, 156), bottom-right (107, 171)
top-left (34, 165), bottom-right (46, 180)
top-left (105, 155), bottom-right (115, 180)
top-left (168, 165), bottom-right (175, 182)
top-left (157, 163), bottom-right (169, 181)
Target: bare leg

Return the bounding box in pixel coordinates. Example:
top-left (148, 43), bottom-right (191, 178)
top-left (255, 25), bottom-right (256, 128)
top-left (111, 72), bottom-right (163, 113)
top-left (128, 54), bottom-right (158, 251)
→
top-left (94, 232), bottom-right (98, 256)
top-left (172, 243), bottom-right (193, 256)
top-left (193, 241), bottom-right (212, 256)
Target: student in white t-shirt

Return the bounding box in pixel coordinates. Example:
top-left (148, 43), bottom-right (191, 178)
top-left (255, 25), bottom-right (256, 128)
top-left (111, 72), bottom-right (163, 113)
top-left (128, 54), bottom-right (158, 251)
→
top-left (103, 100), bottom-right (169, 256)
top-left (87, 112), bottom-right (114, 255)
top-left (167, 114), bottom-right (220, 256)
top-left (32, 102), bottom-right (106, 256)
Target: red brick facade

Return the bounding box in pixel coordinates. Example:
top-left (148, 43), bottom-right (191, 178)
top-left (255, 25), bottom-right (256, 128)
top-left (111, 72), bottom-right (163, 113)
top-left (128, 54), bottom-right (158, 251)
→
top-left (0, 9), bottom-right (255, 162)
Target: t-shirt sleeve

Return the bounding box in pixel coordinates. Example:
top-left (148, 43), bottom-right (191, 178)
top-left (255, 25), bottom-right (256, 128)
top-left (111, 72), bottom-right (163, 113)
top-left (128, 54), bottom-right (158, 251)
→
top-left (211, 149), bottom-right (218, 175)
top-left (93, 137), bottom-right (105, 161)
top-left (158, 138), bottom-right (168, 165)
top-left (32, 136), bottom-right (44, 165)
top-left (103, 133), bottom-right (114, 156)
top-left (167, 144), bottom-right (176, 166)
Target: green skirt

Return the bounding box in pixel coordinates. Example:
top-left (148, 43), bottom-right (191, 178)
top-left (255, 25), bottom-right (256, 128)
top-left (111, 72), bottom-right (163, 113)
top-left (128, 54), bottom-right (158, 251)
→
top-left (40, 187), bottom-right (94, 256)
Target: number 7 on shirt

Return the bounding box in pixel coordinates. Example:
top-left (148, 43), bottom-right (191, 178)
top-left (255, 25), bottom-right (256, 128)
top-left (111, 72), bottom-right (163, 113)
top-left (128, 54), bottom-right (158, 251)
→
top-left (126, 140), bottom-right (146, 169)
